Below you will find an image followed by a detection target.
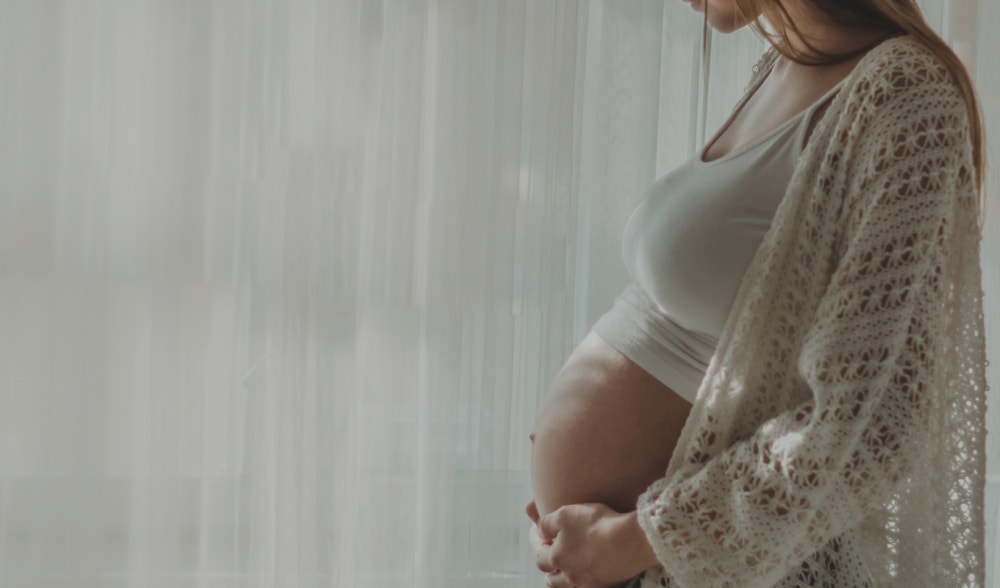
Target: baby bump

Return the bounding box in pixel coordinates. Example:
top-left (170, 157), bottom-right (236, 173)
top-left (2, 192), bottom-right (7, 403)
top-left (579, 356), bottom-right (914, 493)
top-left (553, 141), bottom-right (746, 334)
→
top-left (530, 331), bottom-right (694, 517)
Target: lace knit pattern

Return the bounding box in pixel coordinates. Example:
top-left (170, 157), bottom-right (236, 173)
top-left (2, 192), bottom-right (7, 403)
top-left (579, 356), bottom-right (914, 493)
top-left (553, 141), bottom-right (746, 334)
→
top-left (634, 36), bottom-right (988, 588)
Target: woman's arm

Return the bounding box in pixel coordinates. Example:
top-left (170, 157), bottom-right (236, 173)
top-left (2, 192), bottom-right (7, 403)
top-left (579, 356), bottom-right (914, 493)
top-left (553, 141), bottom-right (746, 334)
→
top-left (527, 500), bottom-right (659, 587)
top-left (635, 55), bottom-right (981, 587)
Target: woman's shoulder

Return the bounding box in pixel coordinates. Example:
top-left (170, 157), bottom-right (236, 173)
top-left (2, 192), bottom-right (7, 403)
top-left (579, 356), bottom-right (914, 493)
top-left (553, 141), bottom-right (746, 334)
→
top-left (843, 35), bottom-right (963, 105)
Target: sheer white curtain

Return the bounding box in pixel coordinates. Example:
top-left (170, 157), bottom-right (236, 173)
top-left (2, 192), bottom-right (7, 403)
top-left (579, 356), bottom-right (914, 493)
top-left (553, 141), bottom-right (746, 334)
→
top-left (0, 1), bottom-right (996, 587)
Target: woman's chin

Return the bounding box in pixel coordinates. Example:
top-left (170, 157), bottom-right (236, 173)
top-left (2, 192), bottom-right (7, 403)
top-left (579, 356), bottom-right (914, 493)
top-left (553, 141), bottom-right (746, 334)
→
top-left (682, 0), bottom-right (754, 35)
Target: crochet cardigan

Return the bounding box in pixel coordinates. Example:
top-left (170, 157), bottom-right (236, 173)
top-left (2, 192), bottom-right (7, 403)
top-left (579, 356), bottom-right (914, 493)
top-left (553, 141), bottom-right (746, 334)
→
top-left (633, 35), bottom-right (989, 587)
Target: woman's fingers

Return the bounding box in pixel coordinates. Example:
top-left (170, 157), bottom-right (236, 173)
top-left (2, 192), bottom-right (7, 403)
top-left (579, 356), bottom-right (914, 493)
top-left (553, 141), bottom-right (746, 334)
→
top-left (531, 503), bottom-right (635, 587)
top-left (545, 570), bottom-right (565, 588)
top-left (528, 499), bottom-right (558, 543)
top-left (528, 522), bottom-right (546, 555)
top-left (548, 569), bottom-right (595, 588)
top-left (530, 523), bottom-right (558, 572)
top-left (526, 499), bottom-right (541, 525)
top-left (538, 507), bottom-right (566, 540)
top-left (532, 518), bottom-right (598, 587)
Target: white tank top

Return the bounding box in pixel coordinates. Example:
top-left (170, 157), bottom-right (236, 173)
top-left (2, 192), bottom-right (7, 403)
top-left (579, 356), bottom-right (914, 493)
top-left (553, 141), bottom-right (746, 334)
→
top-left (592, 77), bottom-right (846, 404)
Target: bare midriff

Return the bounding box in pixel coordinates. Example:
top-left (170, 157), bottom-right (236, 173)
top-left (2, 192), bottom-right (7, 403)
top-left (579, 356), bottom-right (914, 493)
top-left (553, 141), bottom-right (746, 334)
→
top-left (530, 331), bottom-right (694, 518)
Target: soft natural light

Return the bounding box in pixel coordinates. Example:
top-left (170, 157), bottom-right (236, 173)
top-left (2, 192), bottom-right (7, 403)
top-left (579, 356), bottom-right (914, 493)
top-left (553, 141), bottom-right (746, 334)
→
top-left (0, 1), bottom-right (996, 587)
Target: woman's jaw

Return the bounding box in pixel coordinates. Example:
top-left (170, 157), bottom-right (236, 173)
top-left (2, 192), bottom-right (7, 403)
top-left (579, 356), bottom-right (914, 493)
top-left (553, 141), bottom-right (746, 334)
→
top-left (684, 0), bottom-right (757, 35)
top-left (686, 0), bottom-right (892, 58)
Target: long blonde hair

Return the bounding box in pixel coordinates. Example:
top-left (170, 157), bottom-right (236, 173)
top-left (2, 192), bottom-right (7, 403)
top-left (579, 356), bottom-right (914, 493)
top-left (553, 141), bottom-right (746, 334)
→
top-left (726, 0), bottom-right (987, 221)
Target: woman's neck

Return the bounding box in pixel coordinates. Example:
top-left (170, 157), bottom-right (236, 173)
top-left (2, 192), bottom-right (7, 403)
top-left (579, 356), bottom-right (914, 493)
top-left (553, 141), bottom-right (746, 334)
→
top-left (776, 0), bottom-right (893, 63)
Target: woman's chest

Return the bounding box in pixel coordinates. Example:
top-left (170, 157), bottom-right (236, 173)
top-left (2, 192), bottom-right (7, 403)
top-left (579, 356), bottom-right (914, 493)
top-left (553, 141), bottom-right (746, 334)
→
top-left (622, 148), bottom-right (795, 336)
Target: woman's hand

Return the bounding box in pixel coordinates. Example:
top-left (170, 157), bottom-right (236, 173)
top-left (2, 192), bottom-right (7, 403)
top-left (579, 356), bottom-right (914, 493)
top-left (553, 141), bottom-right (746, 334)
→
top-left (525, 499), bottom-right (659, 588)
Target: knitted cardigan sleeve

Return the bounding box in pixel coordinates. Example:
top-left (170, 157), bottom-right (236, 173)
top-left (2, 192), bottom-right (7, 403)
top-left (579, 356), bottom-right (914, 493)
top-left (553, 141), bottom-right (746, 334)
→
top-left (635, 40), bottom-right (983, 587)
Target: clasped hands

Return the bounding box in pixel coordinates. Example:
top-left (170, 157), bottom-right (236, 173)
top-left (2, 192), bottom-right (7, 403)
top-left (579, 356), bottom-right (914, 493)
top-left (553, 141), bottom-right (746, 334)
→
top-left (525, 499), bottom-right (659, 588)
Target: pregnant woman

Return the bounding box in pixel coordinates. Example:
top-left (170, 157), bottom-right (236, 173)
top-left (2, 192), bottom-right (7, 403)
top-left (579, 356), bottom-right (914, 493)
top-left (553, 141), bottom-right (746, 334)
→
top-left (527, 1), bottom-right (989, 587)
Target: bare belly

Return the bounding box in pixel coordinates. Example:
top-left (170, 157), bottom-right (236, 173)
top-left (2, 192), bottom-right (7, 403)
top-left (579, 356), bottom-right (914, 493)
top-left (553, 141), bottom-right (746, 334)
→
top-left (530, 331), bottom-right (694, 517)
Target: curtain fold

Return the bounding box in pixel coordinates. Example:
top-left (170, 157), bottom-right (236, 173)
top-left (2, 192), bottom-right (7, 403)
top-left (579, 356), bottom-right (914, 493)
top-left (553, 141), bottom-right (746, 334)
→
top-left (0, 1), bottom-right (995, 586)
